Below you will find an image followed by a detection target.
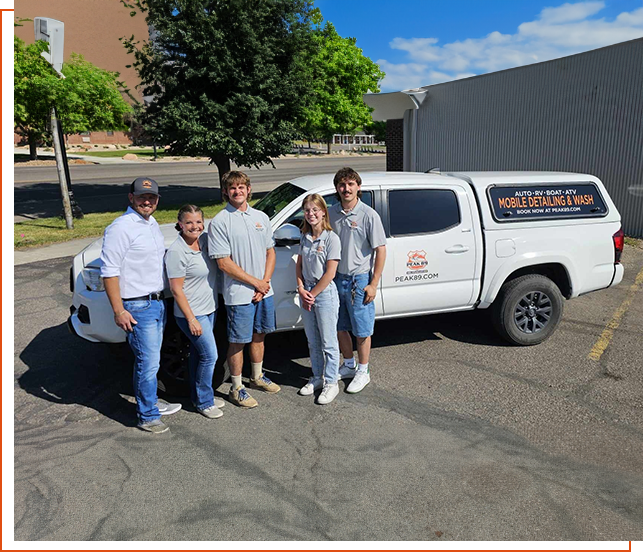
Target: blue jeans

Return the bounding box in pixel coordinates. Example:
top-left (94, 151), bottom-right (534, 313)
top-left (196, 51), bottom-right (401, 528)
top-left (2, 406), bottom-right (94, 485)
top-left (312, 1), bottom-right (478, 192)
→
top-left (123, 298), bottom-right (166, 423)
top-left (336, 272), bottom-right (375, 338)
top-left (176, 312), bottom-right (218, 410)
top-left (302, 281), bottom-right (340, 384)
top-left (227, 295), bottom-right (276, 343)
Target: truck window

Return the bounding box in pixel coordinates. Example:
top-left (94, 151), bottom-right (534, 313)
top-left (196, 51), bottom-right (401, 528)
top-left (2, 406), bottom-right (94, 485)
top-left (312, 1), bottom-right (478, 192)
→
top-left (285, 191), bottom-right (373, 227)
top-left (487, 183), bottom-right (608, 222)
top-left (389, 189), bottom-right (460, 236)
top-left (254, 182), bottom-right (306, 219)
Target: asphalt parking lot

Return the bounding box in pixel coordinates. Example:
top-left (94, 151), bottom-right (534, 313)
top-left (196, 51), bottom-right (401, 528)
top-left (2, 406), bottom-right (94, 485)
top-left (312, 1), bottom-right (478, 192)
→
top-left (12, 244), bottom-right (643, 541)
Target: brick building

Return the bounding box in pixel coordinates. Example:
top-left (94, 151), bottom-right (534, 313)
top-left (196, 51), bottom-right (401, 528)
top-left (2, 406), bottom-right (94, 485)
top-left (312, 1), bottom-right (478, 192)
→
top-left (14, 0), bottom-right (149, 145)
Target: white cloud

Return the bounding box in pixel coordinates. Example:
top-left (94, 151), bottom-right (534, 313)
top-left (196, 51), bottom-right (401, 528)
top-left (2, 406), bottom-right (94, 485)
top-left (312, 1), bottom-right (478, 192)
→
top-left (379, 1), bottom-right (643, 91)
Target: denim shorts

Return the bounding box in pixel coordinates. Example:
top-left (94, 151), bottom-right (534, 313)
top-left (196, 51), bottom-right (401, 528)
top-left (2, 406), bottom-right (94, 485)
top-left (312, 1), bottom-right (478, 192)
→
top-left (335, 272), bottom-right (375, 338)
top-left (226, 295), bottom-right (276, 343)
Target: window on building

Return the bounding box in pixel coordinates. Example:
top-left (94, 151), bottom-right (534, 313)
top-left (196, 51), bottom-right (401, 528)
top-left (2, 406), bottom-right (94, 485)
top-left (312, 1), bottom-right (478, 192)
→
top-left (389, 189), bottom-right (460, 235)
top-left (106, 131), bottom-right (114, 136)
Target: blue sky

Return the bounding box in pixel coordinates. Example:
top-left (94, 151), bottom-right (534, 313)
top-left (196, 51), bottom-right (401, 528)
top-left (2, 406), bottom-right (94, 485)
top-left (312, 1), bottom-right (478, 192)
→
top-left (316, 0), bottom-right (643, 91)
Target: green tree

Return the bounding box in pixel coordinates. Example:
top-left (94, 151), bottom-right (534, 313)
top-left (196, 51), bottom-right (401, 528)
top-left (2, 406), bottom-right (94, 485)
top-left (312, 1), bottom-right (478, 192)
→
top-left (14, 37), bottom-right (62, 159)
top-left (122, 0), bottom-right (317, 183)
top-left (300, 21), bottom-right (385, 154)
top-left (363, 120), bottom-right (386, 143)
top-left (14, 37), bottom-right (132, 159)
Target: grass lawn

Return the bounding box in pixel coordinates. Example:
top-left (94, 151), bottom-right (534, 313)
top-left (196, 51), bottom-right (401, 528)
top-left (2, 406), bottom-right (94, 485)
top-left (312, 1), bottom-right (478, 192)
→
top-left (15, 201), bottom-right (230, 249)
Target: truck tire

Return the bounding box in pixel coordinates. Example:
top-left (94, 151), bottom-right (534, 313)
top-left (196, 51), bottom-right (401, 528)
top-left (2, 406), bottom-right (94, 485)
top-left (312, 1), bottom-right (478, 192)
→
top-left (158, 303), bottom-right (230, 397)
top-left (492, 274), bottom-right (564, 346)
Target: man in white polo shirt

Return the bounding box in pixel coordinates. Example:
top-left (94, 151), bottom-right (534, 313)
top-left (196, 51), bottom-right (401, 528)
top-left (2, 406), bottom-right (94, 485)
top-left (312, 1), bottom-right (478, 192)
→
top-left (329, 167), bottom-right (387, 394)
top-left (101, 177), bottom-right (181, 434)
top-left (208, 171), bottom-right (281, 408)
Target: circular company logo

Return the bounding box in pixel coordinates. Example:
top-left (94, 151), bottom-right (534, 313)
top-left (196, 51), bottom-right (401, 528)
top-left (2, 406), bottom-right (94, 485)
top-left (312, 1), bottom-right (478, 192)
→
top-left (406, 250), bottom-right (428, 271)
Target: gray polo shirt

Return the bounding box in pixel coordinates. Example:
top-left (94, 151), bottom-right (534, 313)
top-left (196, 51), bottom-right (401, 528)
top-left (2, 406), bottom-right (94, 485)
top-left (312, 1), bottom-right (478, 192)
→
top-left (165, 233), bottom-right (218, 318)
top-left (329, 199), bottom-right (386, 276)
top-left (299, 230), bottom-right (341, 283)
top-left (208, 203), bottom-right (275, 306)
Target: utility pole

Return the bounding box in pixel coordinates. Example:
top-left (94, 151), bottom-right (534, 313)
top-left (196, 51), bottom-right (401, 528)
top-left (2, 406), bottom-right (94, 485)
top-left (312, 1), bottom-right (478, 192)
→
top-left (51, 107), bottom-right (74, 229)
top-left (35, 17), bottom-right (82, 227)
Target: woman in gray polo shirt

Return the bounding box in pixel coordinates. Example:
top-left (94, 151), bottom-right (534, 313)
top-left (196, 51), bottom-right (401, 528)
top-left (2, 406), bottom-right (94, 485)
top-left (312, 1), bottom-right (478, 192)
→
top-left (296, 194), bottom-right (342, 405)
top-left (165, 205), bottom-right (224, 419)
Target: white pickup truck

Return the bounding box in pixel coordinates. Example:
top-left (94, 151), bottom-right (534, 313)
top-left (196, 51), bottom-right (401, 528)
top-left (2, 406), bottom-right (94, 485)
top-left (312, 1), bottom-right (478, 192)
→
top-left (68, 171), bottom-right (625, 393)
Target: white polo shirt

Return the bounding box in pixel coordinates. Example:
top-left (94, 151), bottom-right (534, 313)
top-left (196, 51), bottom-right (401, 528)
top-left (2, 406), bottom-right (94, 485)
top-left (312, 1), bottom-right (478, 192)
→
top-left (100, 206), bottom-right (166, 299)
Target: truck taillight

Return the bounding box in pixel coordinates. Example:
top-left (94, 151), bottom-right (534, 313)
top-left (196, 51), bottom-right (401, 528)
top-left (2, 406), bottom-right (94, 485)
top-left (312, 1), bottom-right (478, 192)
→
top-left (613, 228), bottom-right (624, 263)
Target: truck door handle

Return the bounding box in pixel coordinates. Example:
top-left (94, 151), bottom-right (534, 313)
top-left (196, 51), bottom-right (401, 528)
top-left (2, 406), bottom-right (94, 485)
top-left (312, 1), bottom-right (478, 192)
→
top-left (445, 245), bottom-right (469, 254)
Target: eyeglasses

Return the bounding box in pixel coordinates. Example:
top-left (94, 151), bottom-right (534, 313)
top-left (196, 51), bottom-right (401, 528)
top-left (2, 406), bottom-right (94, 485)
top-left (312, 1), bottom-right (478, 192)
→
top-left (304, 208), bottom-right (322, 215)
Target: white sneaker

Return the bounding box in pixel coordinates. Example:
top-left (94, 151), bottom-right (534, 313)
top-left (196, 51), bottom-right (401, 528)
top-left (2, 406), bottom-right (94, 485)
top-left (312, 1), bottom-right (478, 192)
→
top-left (299, 377), bottom-right (323, 396)
top-left (346, 370), bottom-right (370, 393)
top-left (157, 399), bottom-right (182, 416)
top-left (198, 405), bottom-right (224, 419)
top-left (338, 363), bottom-right (357, 380)
top-left (214, 397), bottom-right (225, 409)
top-left (317, 382), bottom-right (339, 405)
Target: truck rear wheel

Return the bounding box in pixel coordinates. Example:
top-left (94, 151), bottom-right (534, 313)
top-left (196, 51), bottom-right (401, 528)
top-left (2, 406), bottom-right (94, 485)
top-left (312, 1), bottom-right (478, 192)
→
top-left (492, 274), bottom-right (563, 346)
top-left (158, 304), bottom-right (230, 396)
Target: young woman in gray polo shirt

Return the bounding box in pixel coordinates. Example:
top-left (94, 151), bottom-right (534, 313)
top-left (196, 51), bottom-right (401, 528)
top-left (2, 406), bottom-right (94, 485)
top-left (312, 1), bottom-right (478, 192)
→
top-left (165, 205), bottom-right (224, 419)
top-left (295, 194), bottom-right (342, 405)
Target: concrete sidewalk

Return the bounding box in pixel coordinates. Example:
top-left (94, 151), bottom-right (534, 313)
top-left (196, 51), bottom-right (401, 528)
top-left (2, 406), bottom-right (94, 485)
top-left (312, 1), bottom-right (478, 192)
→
top-left (15, 237), bottom-right (98, 266)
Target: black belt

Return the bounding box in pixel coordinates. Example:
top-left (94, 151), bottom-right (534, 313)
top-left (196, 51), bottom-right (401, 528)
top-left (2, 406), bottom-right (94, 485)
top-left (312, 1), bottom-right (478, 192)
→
top-left (122, 291), bottom-right (165, 301)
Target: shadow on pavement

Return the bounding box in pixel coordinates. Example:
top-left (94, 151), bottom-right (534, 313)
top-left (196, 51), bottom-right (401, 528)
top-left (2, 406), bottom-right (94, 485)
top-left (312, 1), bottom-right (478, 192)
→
top-left (262, 308), bottom-right (509, 388)
top-left (18, 322), bottom-right (137, 427)
top-left (17, 306), bottom-right (507, 422)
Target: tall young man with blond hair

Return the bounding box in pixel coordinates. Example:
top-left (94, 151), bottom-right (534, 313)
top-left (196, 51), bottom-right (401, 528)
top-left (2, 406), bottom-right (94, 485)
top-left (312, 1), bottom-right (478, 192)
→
top-left (208, 171), bottom-right (281, 408)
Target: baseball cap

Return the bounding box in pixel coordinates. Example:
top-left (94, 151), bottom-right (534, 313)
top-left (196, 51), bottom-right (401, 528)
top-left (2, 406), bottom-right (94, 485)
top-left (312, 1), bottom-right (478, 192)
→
top-left (130, 177), bottom-right (160, 196)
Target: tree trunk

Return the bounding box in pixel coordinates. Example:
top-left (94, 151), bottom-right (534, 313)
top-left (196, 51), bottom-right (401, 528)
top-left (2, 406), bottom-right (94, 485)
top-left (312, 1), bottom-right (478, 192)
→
top-left (326, 140), bottom-right (332, 155)
top-left (28, 133), bottom-right (38, 160)
top-left (212, 153), bottom-right (231, 201)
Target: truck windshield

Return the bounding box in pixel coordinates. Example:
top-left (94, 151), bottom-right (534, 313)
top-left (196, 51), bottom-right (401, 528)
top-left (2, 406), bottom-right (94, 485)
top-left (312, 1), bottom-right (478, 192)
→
top-left (253, 182), bottom-right (306, 219)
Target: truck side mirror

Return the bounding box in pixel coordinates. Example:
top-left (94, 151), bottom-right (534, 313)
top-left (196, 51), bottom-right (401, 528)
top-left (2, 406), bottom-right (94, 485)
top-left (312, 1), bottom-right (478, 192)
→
top-left (274, 223), bottom-right (301, 246)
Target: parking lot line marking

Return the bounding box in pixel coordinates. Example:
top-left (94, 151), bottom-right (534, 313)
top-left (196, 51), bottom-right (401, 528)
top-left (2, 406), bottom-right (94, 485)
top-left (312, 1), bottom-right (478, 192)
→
top-left (588, 265), bottom-right (643, 361)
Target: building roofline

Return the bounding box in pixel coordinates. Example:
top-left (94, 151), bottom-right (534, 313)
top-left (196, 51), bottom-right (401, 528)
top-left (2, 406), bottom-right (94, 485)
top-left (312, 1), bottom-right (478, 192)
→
top-left (364, 37), bottom-right (643, 120)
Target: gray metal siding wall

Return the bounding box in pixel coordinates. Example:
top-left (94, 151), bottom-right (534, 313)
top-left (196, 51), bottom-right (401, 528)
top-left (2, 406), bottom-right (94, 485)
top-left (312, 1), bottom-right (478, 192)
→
top-left (413, 39), bottom-right (643, 238)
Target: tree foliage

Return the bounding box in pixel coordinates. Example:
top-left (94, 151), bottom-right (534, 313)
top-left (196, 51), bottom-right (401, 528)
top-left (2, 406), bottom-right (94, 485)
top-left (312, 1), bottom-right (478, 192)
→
top-left (363, 120), bottom-right (386, 143)
top-left (122, 0), bottom-right (317, 181)
top-left (14, 37), bottom-right (132, 159)
top-left (299, 21), bottom-right (385, 152)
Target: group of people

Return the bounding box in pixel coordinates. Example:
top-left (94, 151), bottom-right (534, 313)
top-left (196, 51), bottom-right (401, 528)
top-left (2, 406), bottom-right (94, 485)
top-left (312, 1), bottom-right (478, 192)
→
top-left (100, 168), bottom-right (386, 434)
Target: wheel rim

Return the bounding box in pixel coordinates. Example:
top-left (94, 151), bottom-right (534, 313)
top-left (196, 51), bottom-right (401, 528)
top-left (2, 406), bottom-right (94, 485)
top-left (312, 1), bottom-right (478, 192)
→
top-left (159, 328), bottom-right (190, 387)
top-left (513, 291), bottom-right (552, 334)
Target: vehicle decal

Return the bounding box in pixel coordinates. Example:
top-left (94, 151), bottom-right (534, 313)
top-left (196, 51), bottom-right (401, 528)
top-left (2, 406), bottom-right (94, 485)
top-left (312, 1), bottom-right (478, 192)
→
top-left (395, 250), bottom-right (439, 283)
top-left (487, 183), bottom-right (608, 221)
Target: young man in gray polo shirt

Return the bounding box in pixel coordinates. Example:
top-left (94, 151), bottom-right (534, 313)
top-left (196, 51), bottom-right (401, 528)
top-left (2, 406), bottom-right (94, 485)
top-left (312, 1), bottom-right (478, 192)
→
top-left (329, 167), bottom-right (387, 394)
top-left (208, 171), bottom-right (281, 408)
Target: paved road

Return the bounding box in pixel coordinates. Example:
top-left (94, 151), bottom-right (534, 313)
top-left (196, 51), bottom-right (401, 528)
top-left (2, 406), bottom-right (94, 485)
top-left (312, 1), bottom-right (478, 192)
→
top-left (12, 243), bottom-right (643, 541)
top-left (14, 156), bottom-right (386, 220)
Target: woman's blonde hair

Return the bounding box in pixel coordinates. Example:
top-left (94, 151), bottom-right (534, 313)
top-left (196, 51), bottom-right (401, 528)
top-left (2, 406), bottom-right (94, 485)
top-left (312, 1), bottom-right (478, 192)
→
top-left (300, 194), bottom-right (332, 235)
